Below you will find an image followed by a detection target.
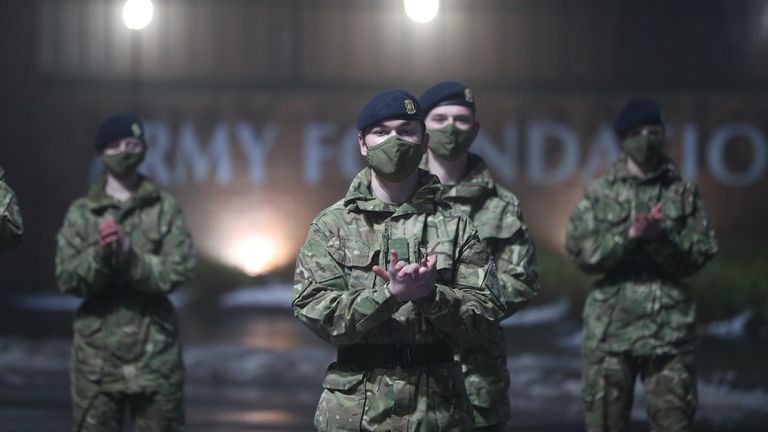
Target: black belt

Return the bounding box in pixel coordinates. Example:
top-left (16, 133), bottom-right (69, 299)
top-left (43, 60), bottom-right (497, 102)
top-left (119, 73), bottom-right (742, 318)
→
top-left (337, 343), bottom-right (453, 369)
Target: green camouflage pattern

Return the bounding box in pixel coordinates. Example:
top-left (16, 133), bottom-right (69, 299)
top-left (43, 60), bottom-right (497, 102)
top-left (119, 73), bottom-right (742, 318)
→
top-left (565, 156), bottom-right (717, 354)
top-left (55, 176), bottom-right (195, 431)
top-left (293, 167), bottom-right (505, 431)
top-left (565, 155), bottom-right (717, 431)
top-left (582, 351), bottom-right (697, 432)
top-left (433, 153), bottom-right (539, 428)
top-left (74, 384), bottom-right (184, 432)
top-left (0, 165), bottom-right (23, 252)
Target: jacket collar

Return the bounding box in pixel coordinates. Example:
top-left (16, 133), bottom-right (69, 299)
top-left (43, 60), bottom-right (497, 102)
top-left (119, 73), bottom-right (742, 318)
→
top-left (611, 154), bottom-right (680, 184)
top-left (440, 153), bottom-right (496, 200)
top-left (342, 167), bottom-right (444, 216)
top-left (86, 175), bottom-right (161, 213)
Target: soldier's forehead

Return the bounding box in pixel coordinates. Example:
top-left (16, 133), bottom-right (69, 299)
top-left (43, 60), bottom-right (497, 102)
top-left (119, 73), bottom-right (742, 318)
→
top-left (427, 105), bottom-right (473, 117)
top-left (634, 124), bottom-right (664, 131)
top-left (371, 118), bottom-right (419, 128)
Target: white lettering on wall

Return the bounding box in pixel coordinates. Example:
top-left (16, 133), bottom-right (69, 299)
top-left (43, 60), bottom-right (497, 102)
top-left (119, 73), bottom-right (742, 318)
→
top-left (303, 122), bottom-right (337, 186)
top-left (174, 121), bottom-right (233, 185)
top-left (582, 123), bottom-right (620, 181)
top-left (88, 119), bottom-right (768, 188)
top-left (236, 122), bottom-right (278, 184)
top-left (707, 123), bottom-right (768, 187)
top-left (473, 124), bottom-right (519, 183)
top-left (526, 121), bottom-right (579, 185)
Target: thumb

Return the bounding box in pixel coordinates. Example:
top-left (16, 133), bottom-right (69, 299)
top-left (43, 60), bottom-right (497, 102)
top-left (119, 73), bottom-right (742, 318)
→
top-left (372, 265), bottom-right (390, 282)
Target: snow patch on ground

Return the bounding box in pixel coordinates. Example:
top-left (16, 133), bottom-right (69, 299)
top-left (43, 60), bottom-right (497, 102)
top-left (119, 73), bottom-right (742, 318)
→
top-left (14, 291), bottom-right (188, 310)
top-left (705, 311), bottom-right (753, 338)
top-left (502, 299), bottom-right (570, 328)
top-left (14, 294), bottom-right (80, 311)
top-left (219, 283), bottom-right (293, 309)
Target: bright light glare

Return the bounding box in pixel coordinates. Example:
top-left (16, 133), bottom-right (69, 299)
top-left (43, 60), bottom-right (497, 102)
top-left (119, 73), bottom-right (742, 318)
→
top-left (122, 0), bottom-right (154, 30)
top-left (404, 0), bottom-right (440, 23)
top-left (233, 236), bottom-right (280, 276)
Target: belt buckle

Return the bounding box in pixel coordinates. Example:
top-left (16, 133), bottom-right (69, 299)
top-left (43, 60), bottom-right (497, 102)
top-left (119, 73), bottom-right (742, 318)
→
top-left (391, 344), bottom-right (414, 369)
top-left (384, 345), bottom-right (398, 369)
top-left (402, 345), bottom-right (414, 368)
top-left (384, 344), bottom-right (416, 369)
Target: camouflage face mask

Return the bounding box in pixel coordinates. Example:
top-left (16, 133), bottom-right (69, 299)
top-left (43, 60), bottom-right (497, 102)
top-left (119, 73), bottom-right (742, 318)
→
top-left (366, 135), bottom-right (424, 182)
top-left (101, 149), bottom-right (145, 177)
top-left (427, 124), bottom-right (475, 161)
top-left (623, 135), bottom-right (663, 168)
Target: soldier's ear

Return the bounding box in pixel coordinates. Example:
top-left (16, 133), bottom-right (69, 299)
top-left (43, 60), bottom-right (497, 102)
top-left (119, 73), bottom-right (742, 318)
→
top-left (358, 134), bottom-right (368, 156)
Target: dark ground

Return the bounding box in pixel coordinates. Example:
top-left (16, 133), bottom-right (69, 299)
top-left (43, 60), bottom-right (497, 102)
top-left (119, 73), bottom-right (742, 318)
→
top-left (1, 303), bottom-right (767, 432)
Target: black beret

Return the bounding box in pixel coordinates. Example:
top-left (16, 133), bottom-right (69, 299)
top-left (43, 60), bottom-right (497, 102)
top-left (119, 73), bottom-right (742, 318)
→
top-left (419, 80), bottom-right (476, 117)
top-left (356, 89), bottom-right (423, 132)
top-left (94, 113), bottom-right (145, 150)
top-left (613, 99), bottom-right (664, 137)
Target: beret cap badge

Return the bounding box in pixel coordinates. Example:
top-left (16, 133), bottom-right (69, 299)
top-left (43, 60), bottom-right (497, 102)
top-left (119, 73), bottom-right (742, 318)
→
top-left (131, 122), bottom-right (143, 137)
top-left (464, 88), bottom-right (474, 103)
top-left (404, 99), bottom-right (417, 115)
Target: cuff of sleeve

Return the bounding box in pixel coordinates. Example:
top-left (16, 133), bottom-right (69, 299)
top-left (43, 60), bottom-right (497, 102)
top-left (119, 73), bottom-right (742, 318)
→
top-left (84, 246), bottom-right (111, 296)
top-left (92, 245), bottom-right (108, 266)
top-left (381, 282), bottom-right (407, 310)
top-left (644, 232), bottom-right (681, 260)
top-left (411, 287), bottom-right (440, 316)
top-left (128, 248), bottom-right (150, 284)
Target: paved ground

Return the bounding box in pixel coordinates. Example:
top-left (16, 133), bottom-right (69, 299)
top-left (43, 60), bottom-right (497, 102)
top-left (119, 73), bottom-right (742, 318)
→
top-left (1, 306), bottom-right (767, 431)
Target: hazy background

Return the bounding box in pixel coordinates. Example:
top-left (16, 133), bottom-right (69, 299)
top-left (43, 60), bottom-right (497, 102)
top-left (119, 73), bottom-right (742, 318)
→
top-left (0, 1), bottom-right (766, 430)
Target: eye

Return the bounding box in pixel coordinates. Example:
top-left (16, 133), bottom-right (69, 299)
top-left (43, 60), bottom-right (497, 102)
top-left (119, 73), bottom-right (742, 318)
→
top-left (400, 126), bottom-right (417, 136)
top-left (455, 117), bottom-right (472, 127)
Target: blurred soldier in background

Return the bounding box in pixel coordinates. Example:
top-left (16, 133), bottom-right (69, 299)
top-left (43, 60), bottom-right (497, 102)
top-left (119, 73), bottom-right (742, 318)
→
top-left (292, 89), bottom-right (505, 431)
top-left (565, 99), bottom-right (718, 432)
top-left (0, 164), bottom-right (23, 252)
top-left (55, 113), bottom-right (196, 432)
top-left (420, 80), bottom-right (539, 431)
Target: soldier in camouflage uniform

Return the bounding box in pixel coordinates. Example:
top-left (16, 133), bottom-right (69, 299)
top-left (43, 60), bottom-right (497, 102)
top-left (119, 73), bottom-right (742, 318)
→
top-left (293, 89), bottom-right (505, 431)
top-left (0, 164), bottom-right (23, 252)
top-left (56, 113), bottom-right (195, 432)
top-left (565, 99), bottom-right (717, 432)
top-left (420, 81), bottom-right (539, 431)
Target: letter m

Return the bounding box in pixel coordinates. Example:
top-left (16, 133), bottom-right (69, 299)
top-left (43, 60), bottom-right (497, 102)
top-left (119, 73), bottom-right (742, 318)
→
top-left (174, 121), bottom-right (233, 185)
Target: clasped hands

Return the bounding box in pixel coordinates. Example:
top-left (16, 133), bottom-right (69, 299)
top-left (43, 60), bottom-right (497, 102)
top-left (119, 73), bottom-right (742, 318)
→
top-left (629, 203), bottom-right (665, 239)
top-left (98, 218), bottom-right (131, 265)
top-left (372, 250), bottom-right (437, 301)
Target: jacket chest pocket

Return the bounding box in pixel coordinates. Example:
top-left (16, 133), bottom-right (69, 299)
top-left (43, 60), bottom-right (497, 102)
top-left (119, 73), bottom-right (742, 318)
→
top-left (427, 240), bottom-right (456, 280)
top-left (327, 237), bottom-right (380, 287)
top-left (124, 216), bottom-right (164, 254)
top-left (660, 193), bottom-right (692, 220)
top-left (658, 188), bottom-right (694, 234)
top-left (593, 199), bottom-right (630, 225)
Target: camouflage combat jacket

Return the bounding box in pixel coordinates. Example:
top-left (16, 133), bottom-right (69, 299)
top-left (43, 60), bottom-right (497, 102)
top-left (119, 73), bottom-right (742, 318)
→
top-left (55, 176), bottom-right (195, 393)
top-left (436, 153), bottom-right (539, 427)
top-left (0, 165), bottom-right (23, 252)
top-left (439, 153), bottom-right (539, 314)
top-left (565, 156), bottom-right (717, 355)
top-left (293, 168), bottom-right (504, 431)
